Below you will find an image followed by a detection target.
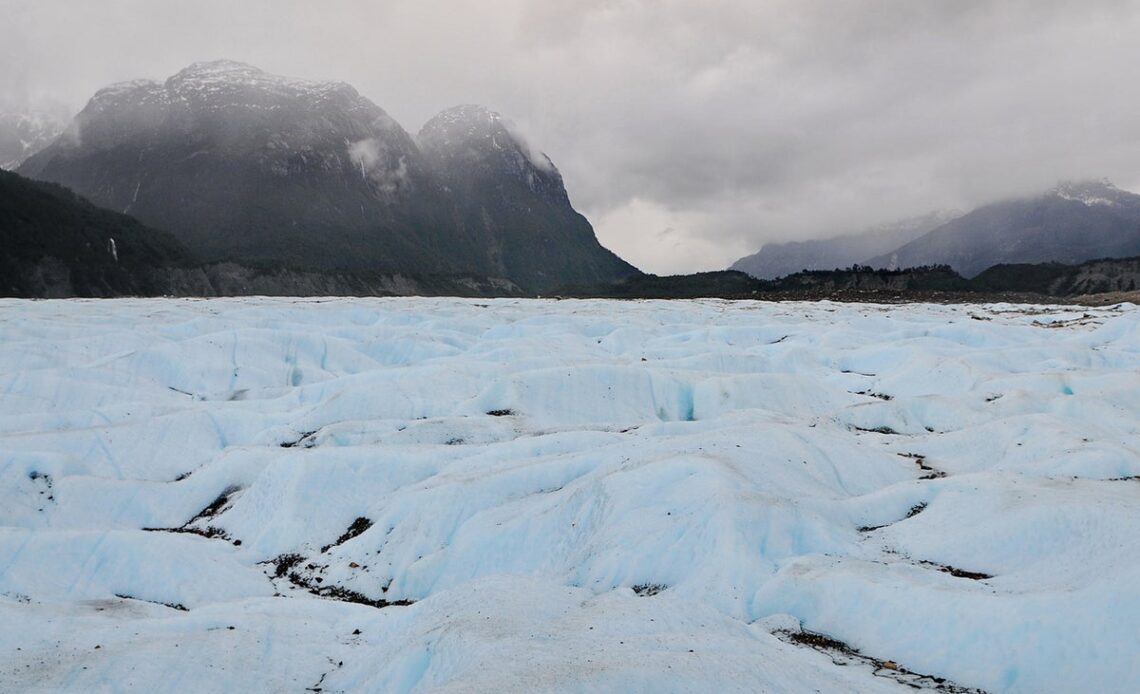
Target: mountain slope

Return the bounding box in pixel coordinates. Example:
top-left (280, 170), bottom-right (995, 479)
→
top-left (0, 169), bottom-right (192, 297)
top-left (731, 211), bottom-right (960, 279)
top-left (418, 105), bottom-right (639, 292)
top-left (865, 181), bottom-right (1140, 277)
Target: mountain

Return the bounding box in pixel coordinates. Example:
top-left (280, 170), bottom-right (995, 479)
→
top-left (0, 168), bottom-right (192, 297)
top-left (864, 180), bottom-right (1140, 277)
top-left (18, 61), bottom-right (637, 293)
top-left (0, 106), bottom-right (69, 170)
top-left (418, 105), bottom-right (638, 292)
top-left (19, 61), bottom-right (456, 275)
top-left (730, 211), bottom-right (960, 279)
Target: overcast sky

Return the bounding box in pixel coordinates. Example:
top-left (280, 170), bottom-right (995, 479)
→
top-left (5, 0), bottom-right (1140, 273)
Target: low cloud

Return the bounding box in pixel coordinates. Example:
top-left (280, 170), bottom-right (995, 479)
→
top-left (348, 137), bottom-right (409, 197)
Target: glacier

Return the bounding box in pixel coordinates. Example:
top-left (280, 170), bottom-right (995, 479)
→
top-left (1, 297), bottom-right (1138, 692)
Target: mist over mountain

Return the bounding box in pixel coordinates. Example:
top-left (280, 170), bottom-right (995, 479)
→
top-left (731, 211), bottom-right (961, 279)
top-left (0, 106), bottom-right (69, 170)
top-left (865, 180), bottom-right (1140, 277)
top-left (18, 61), bottom-right (636, 292)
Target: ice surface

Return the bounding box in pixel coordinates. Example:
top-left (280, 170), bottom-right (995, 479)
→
top-left (1, 297), bottom-right (1138, 692)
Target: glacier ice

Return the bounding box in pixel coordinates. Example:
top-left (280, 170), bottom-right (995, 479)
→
top-left (1, 297), bottom-right (1138, 692)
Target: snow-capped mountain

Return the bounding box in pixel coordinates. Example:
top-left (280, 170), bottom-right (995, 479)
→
top-left (730, 211), bottom-right (962, 280)
top-left (0, 107), bottom-right (69, 170)
top-left (865, 180), bottom-right (1140, 277)
top-left (418, 105), bottom-right (637, 291)
top-left (18, 61), bottom-right (636, 292)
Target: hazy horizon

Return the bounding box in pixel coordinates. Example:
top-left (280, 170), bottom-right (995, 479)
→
top-left (5, 0), bottom-right (1140, 273)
